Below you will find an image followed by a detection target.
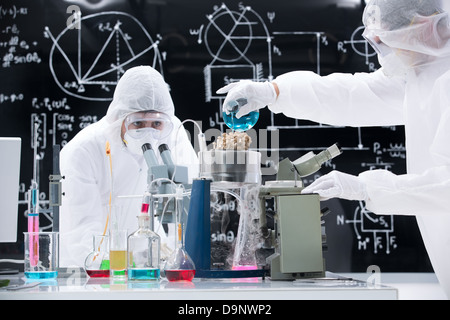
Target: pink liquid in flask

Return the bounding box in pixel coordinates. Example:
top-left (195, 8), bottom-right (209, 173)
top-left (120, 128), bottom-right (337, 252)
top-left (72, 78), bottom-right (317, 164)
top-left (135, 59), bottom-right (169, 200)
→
top-left (165, 269), bottom-right (195, 282)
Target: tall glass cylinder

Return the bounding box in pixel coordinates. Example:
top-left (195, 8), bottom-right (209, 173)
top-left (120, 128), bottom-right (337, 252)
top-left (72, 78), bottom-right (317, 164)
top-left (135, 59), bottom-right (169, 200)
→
top-left (109, 229), bottom-right (127, 279)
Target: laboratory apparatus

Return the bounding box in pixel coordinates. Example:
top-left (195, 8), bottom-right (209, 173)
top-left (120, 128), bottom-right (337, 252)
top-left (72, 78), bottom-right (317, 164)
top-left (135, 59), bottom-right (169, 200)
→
top-left (127, 192), bottom-right (161, 281)
top-left (164, 186), bottom-right (195, 281)
top-left (259, 144), bottom-right (342, 280)
top-left (27, 123), bottom-right (40, 270)
top-left (84, 235), bottom-right (110, 278)
top-left (186, 132), bottom-right (265, 278)
top-left (186, 129), bottom-right (342, 279)
top-left (109, 228), bottom-right (128, 279)
top-left (223, 98), bottom-right (259, 132)
top-left (24, 232), bottom-right (59, 279)
top-left (24, 123), bottom-right (63, 278)
top-left (142, 143), bottom-right (189, 224)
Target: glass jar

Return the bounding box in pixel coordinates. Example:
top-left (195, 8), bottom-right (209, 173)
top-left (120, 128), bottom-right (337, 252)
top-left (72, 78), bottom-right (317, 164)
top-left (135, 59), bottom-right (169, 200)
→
top-left (127, 215), bottom-right (161, 280)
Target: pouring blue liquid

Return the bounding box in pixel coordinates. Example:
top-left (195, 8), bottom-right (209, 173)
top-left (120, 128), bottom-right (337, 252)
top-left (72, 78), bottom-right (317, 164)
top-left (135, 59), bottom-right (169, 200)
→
top-left (223, 98), bottom-right (259, 132)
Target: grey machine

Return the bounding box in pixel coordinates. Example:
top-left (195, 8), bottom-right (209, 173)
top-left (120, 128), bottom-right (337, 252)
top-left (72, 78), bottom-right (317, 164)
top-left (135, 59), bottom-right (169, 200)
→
top-left (259, 143), bottom-right (342, 280)
top-left (198, 142), bottom-right (342, 280)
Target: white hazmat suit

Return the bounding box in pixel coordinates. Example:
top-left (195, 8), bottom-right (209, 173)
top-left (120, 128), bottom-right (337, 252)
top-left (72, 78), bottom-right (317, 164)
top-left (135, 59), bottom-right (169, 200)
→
top-left (218, 0), bottom-right (450, 298)
top-left (60, 66), bottom-right (199, 267)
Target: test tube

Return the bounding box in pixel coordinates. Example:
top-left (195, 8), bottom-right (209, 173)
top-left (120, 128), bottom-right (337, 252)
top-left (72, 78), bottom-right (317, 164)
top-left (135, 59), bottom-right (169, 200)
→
top-left (28, 187), bottom-right (39, 267)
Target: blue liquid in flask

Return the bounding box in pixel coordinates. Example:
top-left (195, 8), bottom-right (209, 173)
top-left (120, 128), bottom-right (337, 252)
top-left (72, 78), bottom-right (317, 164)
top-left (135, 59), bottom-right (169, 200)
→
top-left (223, 98), bottom-right (259, 132)
top-left (223, 110), bottom-right (259, 132)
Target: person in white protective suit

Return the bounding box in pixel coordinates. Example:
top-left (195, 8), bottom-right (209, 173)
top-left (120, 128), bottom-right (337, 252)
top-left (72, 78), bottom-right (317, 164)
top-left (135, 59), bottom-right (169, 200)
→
top-left (217, 0), bottom-right (450, 298)
top-left (60, 66), bottom-right (199, 267)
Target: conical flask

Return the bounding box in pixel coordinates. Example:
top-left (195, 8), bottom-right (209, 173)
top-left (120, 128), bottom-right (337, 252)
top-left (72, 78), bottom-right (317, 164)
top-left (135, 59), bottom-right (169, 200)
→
top-left (164, 195), bottom-right (195, 281)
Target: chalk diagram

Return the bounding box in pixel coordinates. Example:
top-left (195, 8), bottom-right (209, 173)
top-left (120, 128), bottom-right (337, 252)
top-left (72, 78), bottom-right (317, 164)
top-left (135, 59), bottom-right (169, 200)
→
top-left (338, 25), bottom-right (378, 72)
top-left (44, 11), bottom-right (163, 101)
top-left (338, 201), bottom-right (397, 254)
top-left (196, 3), bottom-right (273, 107)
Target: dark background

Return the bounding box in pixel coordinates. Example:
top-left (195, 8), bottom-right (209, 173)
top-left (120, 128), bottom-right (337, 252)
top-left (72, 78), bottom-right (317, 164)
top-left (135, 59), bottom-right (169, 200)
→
top-left (0, 0), bottom-right (432, 273)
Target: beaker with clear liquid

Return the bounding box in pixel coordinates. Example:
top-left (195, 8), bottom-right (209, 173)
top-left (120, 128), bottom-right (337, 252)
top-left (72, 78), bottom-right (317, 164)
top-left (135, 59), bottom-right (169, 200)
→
top-left (24, 232), bottom-right (59, 280)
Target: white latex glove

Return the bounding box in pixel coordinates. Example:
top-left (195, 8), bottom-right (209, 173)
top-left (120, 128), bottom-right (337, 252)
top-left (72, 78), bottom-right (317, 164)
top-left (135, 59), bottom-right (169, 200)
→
top-left (301, 171), bottom-right (368, 201)
top-left (216, 80), bottom-right (277, 118)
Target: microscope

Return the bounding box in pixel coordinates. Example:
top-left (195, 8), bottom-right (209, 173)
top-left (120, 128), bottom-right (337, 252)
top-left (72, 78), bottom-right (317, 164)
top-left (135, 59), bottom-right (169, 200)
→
top-left (259, 144), bottom-right (341, 280)
top-left (141, 143), bottom-right (189, 226)
top-left (185, 138), bottom-right (342, 280)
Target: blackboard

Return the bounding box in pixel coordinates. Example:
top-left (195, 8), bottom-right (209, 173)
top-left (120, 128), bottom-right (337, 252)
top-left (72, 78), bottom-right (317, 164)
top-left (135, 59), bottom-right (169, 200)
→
top-left (0, 0), bottom-right (432, 273)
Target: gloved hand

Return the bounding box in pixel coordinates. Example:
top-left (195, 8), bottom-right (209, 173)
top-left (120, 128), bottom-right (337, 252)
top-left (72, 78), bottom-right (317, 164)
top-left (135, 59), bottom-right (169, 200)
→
top-left (301, 171), bottom-right (368, 201)
top-left (216, 80), bottom-right (277, 118)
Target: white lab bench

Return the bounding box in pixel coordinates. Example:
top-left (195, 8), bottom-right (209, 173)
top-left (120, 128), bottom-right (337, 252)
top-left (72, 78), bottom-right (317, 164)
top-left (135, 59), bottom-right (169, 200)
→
top-left (1, 271), bottom-right (445, 300)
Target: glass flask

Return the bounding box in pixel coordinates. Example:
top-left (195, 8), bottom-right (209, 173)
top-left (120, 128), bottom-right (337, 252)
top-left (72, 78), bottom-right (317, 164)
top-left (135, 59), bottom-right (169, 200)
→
top-left (164, 194), bottom-right (195, 281)
top-left (84, 234), bottom-right (110, 278)
top-left (127, 194), bottom-right (161, 281)
top-left (164, 224), bottom-right (196, 281)
top-left (222, 98), bottom-right (259, 132)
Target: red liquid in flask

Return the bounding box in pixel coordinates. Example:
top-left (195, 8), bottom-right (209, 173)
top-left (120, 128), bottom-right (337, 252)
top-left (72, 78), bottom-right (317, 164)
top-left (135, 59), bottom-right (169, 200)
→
top-left (165, 270), bottom-right (195, 282)
top-left (86, 269), bottom-right (110, 278)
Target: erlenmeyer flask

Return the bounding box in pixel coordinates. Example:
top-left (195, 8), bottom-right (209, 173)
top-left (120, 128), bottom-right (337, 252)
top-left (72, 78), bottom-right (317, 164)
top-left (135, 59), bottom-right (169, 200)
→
top-left (164, 193), bottom-right (195, 281)
top-left (85, 234), bottom-right (110, 278)
top-left (164, 223), bottom-right (196, 281)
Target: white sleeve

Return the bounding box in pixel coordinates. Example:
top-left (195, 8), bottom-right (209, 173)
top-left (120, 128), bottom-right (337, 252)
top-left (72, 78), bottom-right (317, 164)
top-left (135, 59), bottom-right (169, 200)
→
top-left (269, 69), bottom-right (406, 127)
top-left (359, 167), bottom-right (450, 216)
top-left (59, 143), bottom-right (106, 267)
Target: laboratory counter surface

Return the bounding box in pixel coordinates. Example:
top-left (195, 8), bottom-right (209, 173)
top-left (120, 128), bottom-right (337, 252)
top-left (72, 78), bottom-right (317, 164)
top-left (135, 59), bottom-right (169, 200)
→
top-left (0, 272), bottom-right (446, 300)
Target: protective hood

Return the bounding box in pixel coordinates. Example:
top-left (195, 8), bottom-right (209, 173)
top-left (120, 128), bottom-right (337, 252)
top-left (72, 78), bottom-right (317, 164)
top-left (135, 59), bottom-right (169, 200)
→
top-left (363, 0), bottom-right (450, 76)
top-left (103, 66), bottom-right (175, 147)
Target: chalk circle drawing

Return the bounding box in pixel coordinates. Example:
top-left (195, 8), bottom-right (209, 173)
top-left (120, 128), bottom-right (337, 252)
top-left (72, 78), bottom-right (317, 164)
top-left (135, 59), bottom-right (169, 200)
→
top-left (339, 25), bottom-right (377, 70)
top-left (204, 6), bottom-right (254, 63)
top-left (200, 3), bottom-right (272, 103)
top-left (44, 11), bottom-right (163, 101)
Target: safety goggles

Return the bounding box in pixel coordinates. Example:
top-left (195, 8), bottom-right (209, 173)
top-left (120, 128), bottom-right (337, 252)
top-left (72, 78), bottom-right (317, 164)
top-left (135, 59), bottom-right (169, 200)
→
top-left (124, 111), bottom-right (173, 140)
top-left (362, 28), bottom-right (393, 57)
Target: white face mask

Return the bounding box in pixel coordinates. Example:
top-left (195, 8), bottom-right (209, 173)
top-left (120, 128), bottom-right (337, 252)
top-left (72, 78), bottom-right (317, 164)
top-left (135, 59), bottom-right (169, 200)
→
top-left (378, 52), bottom-right (410, 78)
top-left (123, 128), bottom-right (160, 155)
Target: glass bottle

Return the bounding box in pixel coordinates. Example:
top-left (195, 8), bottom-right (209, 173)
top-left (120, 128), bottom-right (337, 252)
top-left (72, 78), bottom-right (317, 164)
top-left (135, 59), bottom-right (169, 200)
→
top-left (85, 234), bottom-right (110, 278)
top-left (127, 194), bottom-right (161, 281)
